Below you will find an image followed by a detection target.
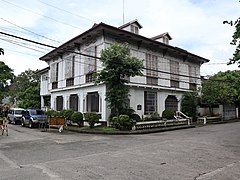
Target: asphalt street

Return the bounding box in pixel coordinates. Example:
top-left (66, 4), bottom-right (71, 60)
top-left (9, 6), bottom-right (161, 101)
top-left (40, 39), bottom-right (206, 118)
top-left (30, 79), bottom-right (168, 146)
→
top-left (0, 122), bottom-right (240, 180)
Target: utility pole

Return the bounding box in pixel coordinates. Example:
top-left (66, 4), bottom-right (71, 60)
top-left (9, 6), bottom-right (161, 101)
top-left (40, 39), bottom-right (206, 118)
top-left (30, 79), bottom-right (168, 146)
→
top-left (123, 0), bottom-right (125, 24)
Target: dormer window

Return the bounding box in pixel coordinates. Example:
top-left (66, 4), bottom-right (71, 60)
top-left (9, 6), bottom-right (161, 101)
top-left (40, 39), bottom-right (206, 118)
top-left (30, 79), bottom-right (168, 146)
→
top-left (130, 24), bottom-right (139, 34)
top-left (119, 19), bottom-right (142, 35)
top-left (151, 32), bottom-right (172, 45)
top-left (162, 36), bottom-right (169, 44)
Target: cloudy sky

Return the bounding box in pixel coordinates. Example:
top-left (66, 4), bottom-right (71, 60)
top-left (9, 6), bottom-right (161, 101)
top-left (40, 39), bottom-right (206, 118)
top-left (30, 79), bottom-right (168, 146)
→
top-left (0, 0), bottom-right (239, 76)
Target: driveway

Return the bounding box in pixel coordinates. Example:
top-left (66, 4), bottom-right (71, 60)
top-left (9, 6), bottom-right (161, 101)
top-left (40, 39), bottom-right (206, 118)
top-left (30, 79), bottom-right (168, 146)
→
top-left (0, 122), bottom-right (240, 180)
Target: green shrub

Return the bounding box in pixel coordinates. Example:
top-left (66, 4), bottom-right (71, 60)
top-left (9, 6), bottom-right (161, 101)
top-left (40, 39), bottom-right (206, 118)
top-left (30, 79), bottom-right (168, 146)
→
top-left (109, 116), bottom-right (119, 128)
top-left (60, 109), bottom-right (74, 120)
top-left (143, 116), bottom-right (152, 121)
top-left (110, 114), bottom-right (135, 130)
top-left (84, 112), bottom-right (100, 128)
top-left (162, 109), bottom-right (175, 120)
top-left (118, 114), bottom-right (133, 130)
top-left (45, 109), bottom-right (56, 117)
top-left (150, 112), bottom-right (161, 121)
top-left (71, 112), bottom-right (83, 127)
top-left (119, 108), bottom-right (135, 116)
top-left (45, 110), bottom-right (62, 117)
top-left (130, 113), bottom-right (141, 122)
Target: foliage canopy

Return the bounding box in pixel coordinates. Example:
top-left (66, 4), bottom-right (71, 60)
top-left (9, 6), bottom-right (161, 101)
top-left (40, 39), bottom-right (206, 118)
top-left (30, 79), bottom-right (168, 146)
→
top-left (0, 61), bottom-right (14, 102)
top-left (96, 43), bottom-right (143, 116)
top-left (181, 91), bottom-right (199, 120)
top-left (224, 12), bottom-right (240, 66)
top-left (201, 70), bottom-right (240, 114)
top-left (9, 69), bottom-right (40, 108)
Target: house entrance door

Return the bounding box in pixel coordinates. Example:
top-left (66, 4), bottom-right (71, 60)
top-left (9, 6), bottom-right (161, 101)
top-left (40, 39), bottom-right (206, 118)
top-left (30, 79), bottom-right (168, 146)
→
top-left (165, 95), bottom-right (178, 112)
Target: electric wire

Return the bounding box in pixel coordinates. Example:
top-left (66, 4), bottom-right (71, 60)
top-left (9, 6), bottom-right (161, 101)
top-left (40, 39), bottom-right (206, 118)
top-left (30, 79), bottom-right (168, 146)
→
top-left (0, 30), bottom-right (233, 84)
top-left (0, 17), bottom-right (62, 44)
top-left (0, 0), bottom-right (82, 30)
top-left (38, 0), bottom-right (95, 23)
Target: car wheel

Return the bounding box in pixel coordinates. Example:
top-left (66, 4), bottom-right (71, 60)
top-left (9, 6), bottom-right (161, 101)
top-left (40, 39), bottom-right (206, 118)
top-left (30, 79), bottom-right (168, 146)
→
top-left (21, 120), bottom-right (25, 127)
top-left (29, 120), bottom-right (33, 128)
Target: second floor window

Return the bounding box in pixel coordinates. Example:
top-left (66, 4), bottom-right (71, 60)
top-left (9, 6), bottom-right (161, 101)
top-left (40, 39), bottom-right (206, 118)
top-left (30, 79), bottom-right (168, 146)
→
top-left (51, 63), bottom-right (59, 82)
top-left (52, 82), bottom-right (58, 89)
top-left (170, 60), bottom-right (179, 88)
top-left (65, 56), bottom-right (75, 79)
top-left (85, 46), bottom-right (97, 83)
top-left (146, 76), bottom-right (158, 85)
top-left (66, 78), bottom-right (74, 87)
top-left (146, 53), bottom-right (158, 77)
top-left (51, 63), bottom-right (59, 89)
top-left (84, 46), bottom-right (97, 74)
top-left (189, 65), bottom-right (197, 83)
top-left (86, 72), bottom-right (95, 83)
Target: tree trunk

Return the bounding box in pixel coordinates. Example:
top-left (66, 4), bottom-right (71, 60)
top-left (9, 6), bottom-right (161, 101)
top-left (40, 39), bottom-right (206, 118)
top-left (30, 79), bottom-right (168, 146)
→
top-left (209, 106), bottom-right (213, 116)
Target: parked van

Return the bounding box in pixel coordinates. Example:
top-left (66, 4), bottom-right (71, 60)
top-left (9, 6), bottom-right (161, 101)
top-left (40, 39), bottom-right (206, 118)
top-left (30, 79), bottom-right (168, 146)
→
top-left (7, 108), bottom-right (25, 124)
top-left (21, 109), bottom-right (47, 128)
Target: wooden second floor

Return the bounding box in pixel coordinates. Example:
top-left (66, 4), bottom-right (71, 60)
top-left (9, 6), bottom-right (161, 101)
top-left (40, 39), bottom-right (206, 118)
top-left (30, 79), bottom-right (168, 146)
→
top-left (39, 20), bottom-right (209, 94)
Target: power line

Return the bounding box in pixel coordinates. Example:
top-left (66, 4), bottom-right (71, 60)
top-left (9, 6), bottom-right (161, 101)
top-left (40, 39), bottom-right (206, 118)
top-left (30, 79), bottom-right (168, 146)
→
top-left (0, 38), bottom-right (46, 53)
top-left (0, 30), bottom-right (207, 80)
top-left (0, 31), bottom-right (56, 48)
top-left (1, 47), bottom-right (42, 57)
top-left (0, 37), bottom-right (48, 53)
top-left (38, 0), bottom-right (95, 23)
top-left (0, 0), bottom-right (82, 30)
top-left (0, 17), bottom-right (62, 44)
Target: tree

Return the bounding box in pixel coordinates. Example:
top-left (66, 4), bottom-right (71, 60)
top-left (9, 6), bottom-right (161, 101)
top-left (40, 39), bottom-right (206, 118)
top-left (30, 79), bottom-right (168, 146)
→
top-left (0, 61), bottom-right (14, 102)
top-left (224, 14), bottom-right (240, 66)
top-left (9, 69), bottom-right (40, 108)
top-left (17, 85), bottom-right (40, 108)
top-left (200, 71), bottom-right (239, 115)
top-left (96, 43), bottom-right (144, 116)
top-left (181, 91), bottom-right (199, 121)
top-left (0, 48), bottom-right (4, 55)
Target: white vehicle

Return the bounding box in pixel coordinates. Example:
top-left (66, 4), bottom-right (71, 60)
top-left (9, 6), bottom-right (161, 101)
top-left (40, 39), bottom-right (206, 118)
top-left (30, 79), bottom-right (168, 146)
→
top-left (7, 108), bottom-right (25, 124)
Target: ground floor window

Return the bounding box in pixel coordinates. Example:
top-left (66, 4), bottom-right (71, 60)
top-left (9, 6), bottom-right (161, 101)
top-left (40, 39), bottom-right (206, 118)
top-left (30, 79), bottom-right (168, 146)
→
top-left (165, 95), bottom-right (178, 112)
top-left (56, 96), bottom-right (63, 111)
top-left (144, 91), bottom-right (157, 114)
top-left (86, 92), bottom-right (99, 112)
top-left (70, 94), bottom-right (78, 111)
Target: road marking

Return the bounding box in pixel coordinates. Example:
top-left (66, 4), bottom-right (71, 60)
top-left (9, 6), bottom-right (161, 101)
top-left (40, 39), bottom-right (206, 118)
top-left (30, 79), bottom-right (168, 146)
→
top-left (196, 161), bottom-right (240, 179)
top-left (0, 151), bottom-right (19, 169)
top-left (32, 164), bottom-right (63, 180)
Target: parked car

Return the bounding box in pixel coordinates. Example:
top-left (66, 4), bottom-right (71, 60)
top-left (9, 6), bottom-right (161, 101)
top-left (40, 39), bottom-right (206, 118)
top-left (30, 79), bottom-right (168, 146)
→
top-left (21, 109), bottom-right (48, 128)
top-left (7, 108), bottom-right (25, 124)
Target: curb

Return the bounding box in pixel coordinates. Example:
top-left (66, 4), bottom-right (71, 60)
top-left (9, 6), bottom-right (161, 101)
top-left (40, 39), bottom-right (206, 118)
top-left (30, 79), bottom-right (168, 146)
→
top-left (65, 125), bottom-right (196, 135)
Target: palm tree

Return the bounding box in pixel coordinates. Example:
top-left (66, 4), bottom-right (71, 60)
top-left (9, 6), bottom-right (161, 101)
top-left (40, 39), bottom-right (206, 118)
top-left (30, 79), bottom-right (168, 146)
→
top-left (0, 48), bottom-right (4, 55)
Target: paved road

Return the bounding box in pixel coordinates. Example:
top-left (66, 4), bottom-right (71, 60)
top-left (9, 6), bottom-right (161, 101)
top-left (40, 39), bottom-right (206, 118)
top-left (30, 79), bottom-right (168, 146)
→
top-left (0, 122), bottom-right (240, 180)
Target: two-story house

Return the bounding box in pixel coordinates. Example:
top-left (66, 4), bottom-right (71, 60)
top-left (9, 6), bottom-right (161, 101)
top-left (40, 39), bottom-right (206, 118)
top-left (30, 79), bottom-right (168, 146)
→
top-left (39, 19), bottom-right (209, 121)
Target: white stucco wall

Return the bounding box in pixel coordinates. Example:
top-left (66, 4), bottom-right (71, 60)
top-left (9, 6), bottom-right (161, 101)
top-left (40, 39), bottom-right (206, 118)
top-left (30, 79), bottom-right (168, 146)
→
top-left (129, 87), bottom-right (185, 117)
top-left (50, 84), bottom-right (108, 120)
top-left (40, 72), bottom-right (50, 96)
top-left (40, 28), bottom-right (204, 122)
